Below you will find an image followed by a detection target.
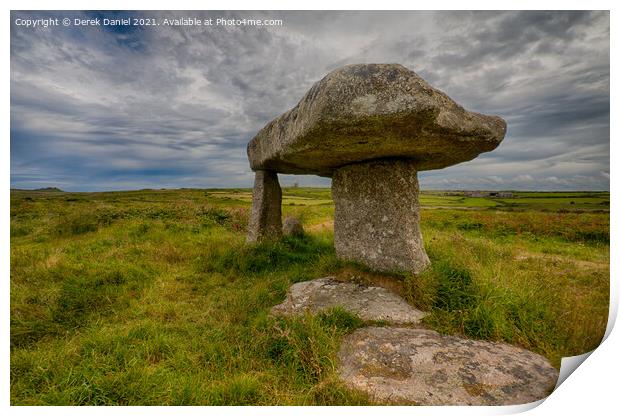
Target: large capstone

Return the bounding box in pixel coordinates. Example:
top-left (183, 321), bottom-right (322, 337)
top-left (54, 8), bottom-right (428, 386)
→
top-left (332, 159), bottom-right (429, 273)
top-left (248, 63), bottom-right (506, 176)
top-left (247, 170), bottom-right (282, 242)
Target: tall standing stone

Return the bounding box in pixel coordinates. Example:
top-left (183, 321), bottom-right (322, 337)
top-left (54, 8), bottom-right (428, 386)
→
top-left (247, 170), bottom-right (282, 243)
top-left (332, 159), bottom-right (429, 273)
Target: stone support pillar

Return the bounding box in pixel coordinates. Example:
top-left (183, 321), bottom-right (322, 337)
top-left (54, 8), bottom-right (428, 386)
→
top-left (247, 170), bottom-right (282, 243)
top-left (332, 159), bottom-right (430, 274)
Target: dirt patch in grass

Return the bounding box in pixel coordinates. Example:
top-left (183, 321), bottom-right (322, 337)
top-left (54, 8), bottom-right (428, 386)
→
top-left (333, 266), bottom-right (407, 299)
top-left (307, 219), bottom-right (334, 233)
top-left (514, 251), bottom-right (608, 270)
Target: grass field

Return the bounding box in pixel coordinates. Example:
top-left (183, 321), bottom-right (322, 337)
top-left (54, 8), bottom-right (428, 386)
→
top-left (10, 187), bottom-right (609, 405)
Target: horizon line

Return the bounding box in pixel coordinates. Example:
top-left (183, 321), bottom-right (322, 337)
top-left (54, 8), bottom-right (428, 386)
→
top-left (9, 187), bottom-right (611, 193)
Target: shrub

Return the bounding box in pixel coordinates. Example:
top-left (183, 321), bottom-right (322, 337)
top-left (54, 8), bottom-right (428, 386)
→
top-left (456, 221), bottom-right (484, 231)
top-left (574, 230), bottom-right (609, 243)
top-left (55, 212), bottom-right (99, 235)
top-left (200, 207), bottom-right (231, 226)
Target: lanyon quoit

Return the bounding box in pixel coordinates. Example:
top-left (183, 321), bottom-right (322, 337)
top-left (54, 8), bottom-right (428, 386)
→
top-left (247, 63), bottom-right (506, 274)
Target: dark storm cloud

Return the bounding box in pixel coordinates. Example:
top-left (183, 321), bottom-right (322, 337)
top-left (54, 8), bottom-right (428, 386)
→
top-left (10, 10), bottom-right (609, 191)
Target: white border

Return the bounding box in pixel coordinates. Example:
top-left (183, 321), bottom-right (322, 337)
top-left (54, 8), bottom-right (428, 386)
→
top-left (3, 1), bottom-right (617, 415)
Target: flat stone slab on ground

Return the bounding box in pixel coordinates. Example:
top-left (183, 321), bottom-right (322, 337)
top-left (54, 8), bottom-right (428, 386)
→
top-left (338, 327), bottom-right (558, 405)
top-left (271, 277), bottom-right (427, 324)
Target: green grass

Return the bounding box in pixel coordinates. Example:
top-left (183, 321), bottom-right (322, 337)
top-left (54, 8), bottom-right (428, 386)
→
top-left (201, 188), bottom-right (610, 212)
top-left (10, 187), bottom-right (609, 405)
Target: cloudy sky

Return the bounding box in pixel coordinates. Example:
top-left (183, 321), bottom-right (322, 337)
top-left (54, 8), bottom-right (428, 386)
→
top-left (10, 10), bottom-right (609, 191)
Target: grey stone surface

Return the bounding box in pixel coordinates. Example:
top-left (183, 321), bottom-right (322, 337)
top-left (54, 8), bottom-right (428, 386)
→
top-left (282, 216), bottom-right (304, 236)
top-left (248, 63), bottom-right (506, 177)
top-left (332, 159), bottom-right (430, 273)
top-left (271, 277), bottom-right (427, 324)
top-left (338, 327), bottom-right (559, 405)
top-left (247, 170), bottom-right (282, 242)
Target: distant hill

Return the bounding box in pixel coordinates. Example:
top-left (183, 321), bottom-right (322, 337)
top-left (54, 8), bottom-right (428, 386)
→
top-left (11, 187), bottom-right (64, 192)
top-left (34, 187), bottom-right (64, 192)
